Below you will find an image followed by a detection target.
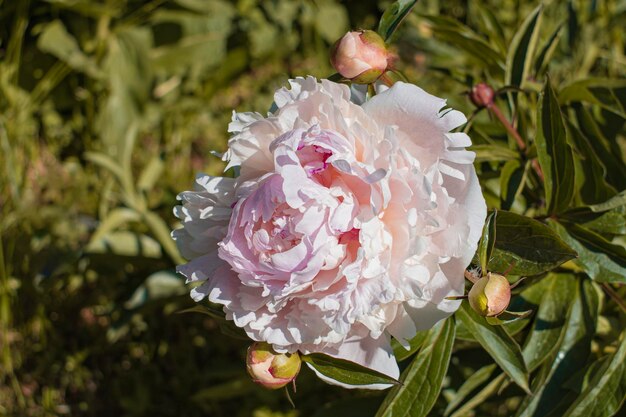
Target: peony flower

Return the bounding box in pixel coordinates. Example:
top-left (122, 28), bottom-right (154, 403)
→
top-left (174, 77), bottom-right (486, 389)
top-left (331, 30), bottom-right (390, 84)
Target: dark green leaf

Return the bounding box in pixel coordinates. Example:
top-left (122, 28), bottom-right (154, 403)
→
top-left (444, 364), bottom-right (497, 416)
top-left (302, 353), bottom-right (400, 387)
top-left (522, 274), bottom-right (577, 372)
top-left (505, 5), bottom-right (543, 89)
top-left (479, 210), bottom-right (497, 273)
top-left (534, 23), bottom-right (563, 77)
top-left (376, 319), bottom-right (455, 417)
top-left (500, 160), bottom-right (527, 210)
top-left (377, 1), bottom-right (419, 41)
top-left (562, 334), bottom-right (626, 417)
top-left (566, 118), bottom-right (617, 205)
top-left (391, 329), bottom-right (429, 362)
top-left (560, 78), bottom-right (626, 118)
top-left (552, 221), bottom-right (626, 284)
top-left (456, 302), bottom-right (530, 393)
top-left (574, 106), bottom-right (626, 191)
top-left (488, 211), bottom-right (577, 276)
top-left (516, 278), bottom-right (599, 417)
top-left (449, 373), bottom-right (507, 417)
top-left (536, 77), bottom-right (576, 214)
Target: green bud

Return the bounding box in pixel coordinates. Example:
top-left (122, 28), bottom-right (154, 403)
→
top-left (468, 272), bottom-right (511, 317)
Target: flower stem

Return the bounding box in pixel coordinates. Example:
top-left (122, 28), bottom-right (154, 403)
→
top-left (601, 282), bottom-right (626, 314)
top-left (487, 103), bottom-right (544, 181)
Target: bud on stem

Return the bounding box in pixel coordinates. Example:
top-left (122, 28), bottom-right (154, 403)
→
top-left (331, 30), bottom-right (391, 84)
top-left (468, 272), bottom-right (511, 317)
top-left (246, 342), bottom-right (301, 390)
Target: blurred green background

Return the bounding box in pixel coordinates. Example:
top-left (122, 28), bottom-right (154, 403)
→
top-left (0, 0), bottom-right (624, 415)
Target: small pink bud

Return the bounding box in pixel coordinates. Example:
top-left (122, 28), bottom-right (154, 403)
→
top-left (331, 30), bottom-right (390, 84)
top-left (469, 83), bottom-right (496, 108)
top-left (246, 342), bottom-right (301, 390)
top-left (468, 272), bottom-right (511, 317)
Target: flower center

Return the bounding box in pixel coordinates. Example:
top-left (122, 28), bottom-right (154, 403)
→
top-left (296, 144), bottom-right (332, 176)
top-left (251, 203), bottom-right (302, 259)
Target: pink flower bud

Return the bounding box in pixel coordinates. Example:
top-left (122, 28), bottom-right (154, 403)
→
top-left (246, 342), bottom-right (301, 389)
top-left (468, 272), bottom-right (511, 317)
top-left (469, 83), bottom-right (496, 108)
top-left (331, 30), bottom-right (390, 84)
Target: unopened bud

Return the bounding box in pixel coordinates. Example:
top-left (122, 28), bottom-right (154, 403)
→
top-left (469, 83), bottom-right (495, 108)
top-left (468, 272), bottom-right (511, 317)
top-left (246, 342), bottom-right (301, 389)
top-left (331, 30), bottom-right (390, 84)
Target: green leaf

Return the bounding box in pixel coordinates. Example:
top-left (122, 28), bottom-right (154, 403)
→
top-left (37, 20), bottom-right (103, 78)
top-left (456, 302), bottom-right (530, 393)
top-left (143, 211), bottom-right (184, 265)
top-left (375, 318), bottom-right (455, 417)
top-left (391, 329), bottom-right (429, 362)
top-left (421, 15), bottom-right (505, 70)
top-left (177, 304), bottom-right (226, 320)
top-left (479, 210), bottom-right (497, 273)
top-left (587, 190), bottom-right (626, 213)
top-left (505, 5), bottom-right (543, 89)
top-left (583, 207), bottom-right (626, 235)
top-left (566, 118), bottom-right (617, 205)
top-left (573, 106), bottom-right (626, 191)
top-left (536, 77), bottom-right (576, 215)
top-left (89, 207), bottom-right (141, 243)
top-left (124, 270), bottom-right (186, 309)
top-left (534, 23), bottom-right (563, 77)
top-left (470, 3), bottom-right (506, 54)
top-left (137, 154), bottom-right (165, 192)
top-left (560, 78), bottom-right (626, 119)
top-left (515, 278), bottom-right (599, 417)
top-left (488, 210), bottom-right (577, 276)
top-left (522, 274), bottom-right (577, 372)
top-left (449, 373), bottom-right (507, 417)
top-left (500, 160), bottom-right (528, 211)
top-left (562, 333), bottom-right (626, 417)
top-left (377, 1), bottom-right (419, 41)
top-left (85, 230), bottom-right (162, 258)
top-left (471, 144), bottom-right (520, 162)
top-left (444, 364), bottom-right (497, 416)
top-left (302, 353), bottom-right (400, 387)
top-left (552, 221), bottom-right (626, 284)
